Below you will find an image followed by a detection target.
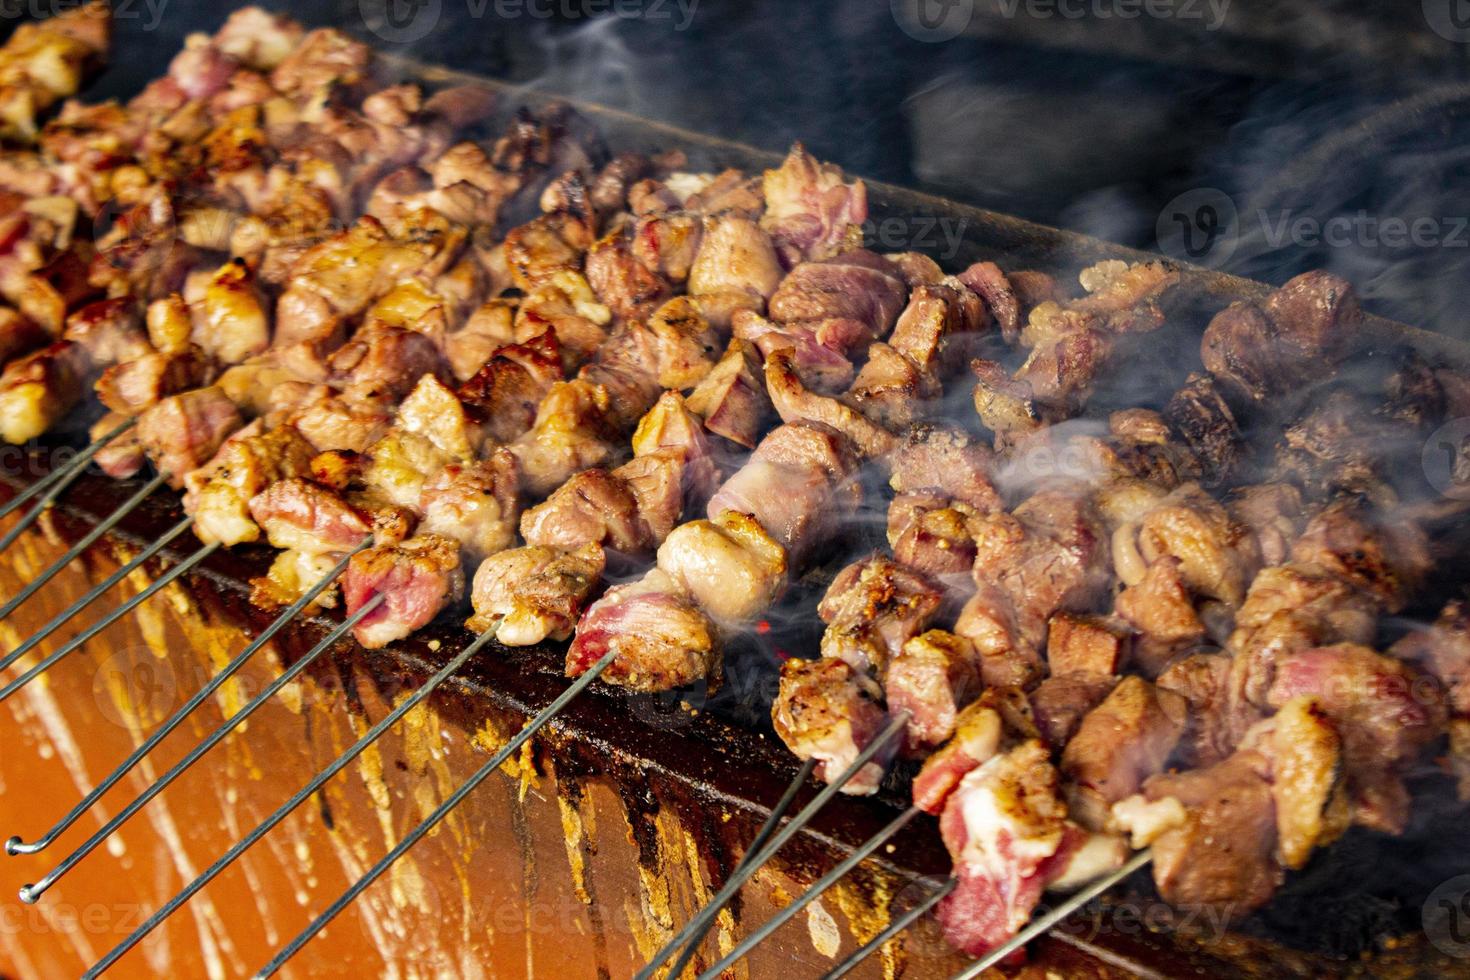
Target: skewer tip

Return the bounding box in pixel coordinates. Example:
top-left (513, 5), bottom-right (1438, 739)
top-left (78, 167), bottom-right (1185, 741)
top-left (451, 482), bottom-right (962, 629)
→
top-left (18, 883), bottom-right (38, 905)
top-left (3, 836), bottom-right (20, 856)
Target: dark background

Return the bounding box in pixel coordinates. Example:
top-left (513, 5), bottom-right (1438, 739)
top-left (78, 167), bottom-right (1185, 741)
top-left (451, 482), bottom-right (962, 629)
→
top-left (7, 0), bottom-right (1470, 340)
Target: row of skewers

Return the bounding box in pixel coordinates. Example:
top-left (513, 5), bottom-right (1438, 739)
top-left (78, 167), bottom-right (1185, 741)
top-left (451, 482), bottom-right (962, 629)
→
top-left (2, 4), bottom-right (1470, 978)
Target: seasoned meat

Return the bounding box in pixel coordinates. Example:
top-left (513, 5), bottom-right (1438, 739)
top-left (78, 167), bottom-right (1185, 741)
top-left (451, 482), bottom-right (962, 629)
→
top-left (519, 451), bottom-right (685, 558)
top-left (772, 657), bottom-right (892, 795)
top-left (1162, 372), bottom-right (1244, 486)
top-left (935, 741), bottom-right (1071, 957)
top-left (1228, 483), bottom-right (1304, 568)
top-left (250, 548), bottom-right (343, 612)
top-left (585, 225), bottom-right (671, 321)
top-left (418, 451), bottom-right (520, 564)
top-left (767, 249), bottom-right (907, 338)
top-left (765, 348), bottom-right (897, 458)
top-left (91, 412), bottom-right (145, 479)
top-left (686, 214), bottom-right (783, 306)
top-left (1289, 499), bottom-right (1431, 614)
top-left (912, 699), bottom-right (1006, 815)
top-left (511, 379), bottom-right (617, 496)
top-left (818, 555), bottom-right (945, 674)
top-left (136, 386), bottom-right (243, 485)
top-left (455, 330), bottom-right (564, 443)
top-left (1062, 676), bottom-right (1186, 830)
top-left (1201, 271), bottom-right (1361, 404)
top-left (1114, 556), bottom-right (1207, 676)
top-left (343, 534), bottom-right (465, 649)
top-left (631, 390), bottom-right (719, 506)
top-left (185, 424), bottom-right (317, 547)
top-left (1240, 695), bottom-right (1350, 870)
top-left (887, 424), bottom-right (1000, 513)
top-left (705, 420), bottom-right (860, 561)
top-left (1028, 673), bottom-right (1117, 750)
top-left (684, 338), bottom-right (772, 449)
top-left (1267, 643), bottom-right (1445, 834)
top-left (0, 340), bottom-right (91, 444)
top-left (956, 261), bottom-right (1021, 344)
top-left (468, 543), bottom-right (605, 646)
top-left (885, 629), bottom-right (981, 752)
top-left (192, 259), bottom-right (270, 365)
top-left (249, 477), bottom-right (371, 555)
top-left (1135, 750), bottom-right (1281, 917)
top-left (759, 142), bottom-right (866, 263)
top-left (887, 492), bottom-right (982, 578)
top-left (96, 347), bottom-right (211, 416)
top-left (1156, 652), bottom-right (1238, 768)
top-left (1046, 612), bottom-right (1129, 677)
top-left (655, 510), bottom-right (788, 626)
top-left (565, 568), bottom-right (718, 691)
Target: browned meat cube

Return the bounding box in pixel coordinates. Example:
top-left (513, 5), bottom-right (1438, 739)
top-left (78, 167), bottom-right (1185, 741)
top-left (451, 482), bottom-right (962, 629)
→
top-left (687, 215), bottom-right (783, 305)
top-left (765, 348), bottom-right (897, 458)
top-left (585, 225), bottom-right (671, 321)
top-left (887, 424), bottom-right (1001, 513)
top-left (61, 297), bottom-right (149, 366)
top-left (192, 259), bottom-right (270, 365)
top-left (0, 340), bottom-right (90, 443)
top-left (343, 534), bottom-right (465, 650)
top-left (456, 331), bottom-right (563, 443)
top-left (565, 567), bottom-right (717, 691)
top-left (186, 425), bottom-right (317, 547)
top-left (1135, 750), bottom-right (1281, 918)
top-left (887, 492), bottom-right (981, 579)
top-left (768, 250), bottom-right (907, 336)
top-left (1062, 676), bottom-right (1186, 830)
top-left (1114, 556), bottom-right (1206, 676)
top-left (469, 543), bottom-right (606, 647)
top-left (1240, 695), bottom-right (1350, 871)
top-left (418, 451), bottom-right (520, 565)
top-left (684, 338), bottom-right (770, 449)
top-left (772, 657), bottom-right (892, 795)
top-left (1392, 600), bottom-right (1470, 715)
top-left (1046, 612), bottom-right (1129, 676)
top-left (885, 630), bottom-right (981, 753)
top-left (760, 144), bottom-right (866, 263)
top-left (656, 510), bottom-right (787, 626)
top-left (705, 420), bottom-right (860, 563)
top-left (96, 348), bottom-right (211, 416)
top-left (90, 411), bottom-right (145, 479)
top-left (818, 555), bottom-right (945, 674)
top-left (136, 386), bottom-right (243, 486)
top-left (1267, 643), bottom-right (1445, 834)
top-left (1028, 673), bottom-right (1117, 750)
top-left (249, 478), bottom-right (371, 555)
top-left (1156, 652), bottom-right (1239, 768)
top-left (1290, 498), bottom-right (1431, 614)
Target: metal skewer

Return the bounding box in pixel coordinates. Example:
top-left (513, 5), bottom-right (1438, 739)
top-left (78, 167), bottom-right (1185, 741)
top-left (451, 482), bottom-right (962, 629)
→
top-left (662, 757), bottom-right (819, 979)
top-left (637, 712), bottom-right (911, 979)
top-left (0, 514), bottom-right (195, 677)
top-left (250, 647), bottom-right (620, 979)
top-left (0, 535), bottom-right (217, 705)
top-left (84, 625), bottom-right (496, 978)
top-left (696, 805), bottom-right (924, 978)
top-left (13, 593), bottom-right (386, 904)
top-left (950, 849), bottom-right (1154, 980)
top-left (5, 544), bottom-right (367, 858)
top-left (0, 472), bottom-right (167, 624)
top-left (819, 876), bottom-right (957, 980)
top-left (0, 418), bottom-right (136, 524)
